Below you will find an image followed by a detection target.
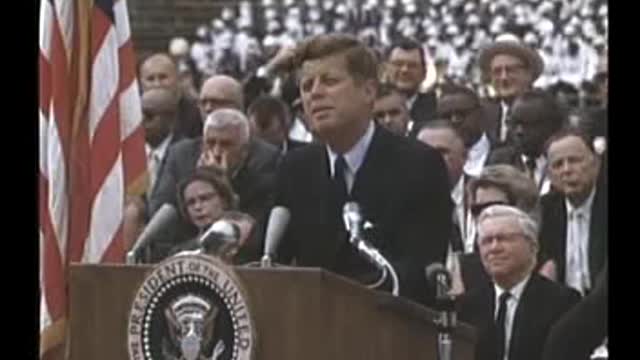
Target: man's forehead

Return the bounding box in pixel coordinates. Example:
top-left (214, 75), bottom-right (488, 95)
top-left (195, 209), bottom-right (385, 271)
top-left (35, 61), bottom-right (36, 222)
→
top-left (548, 136), bottom-right (590, 157)
top-left (300, 54), bottom-right (348, 78)
top-left (491, 53), bottom-right (527, 67)
top-left (439, 93), bottom-right (476, 108)
top-left (389, 47), bottom-right (421, 61)
top-left (375, 93), bottom-right (405, 107)
top-left (141, 57), bottom-right (176, 75)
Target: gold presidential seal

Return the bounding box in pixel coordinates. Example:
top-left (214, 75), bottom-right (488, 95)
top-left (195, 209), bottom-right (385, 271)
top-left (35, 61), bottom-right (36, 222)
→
top-left (127, 254), bottom-right (256, 360)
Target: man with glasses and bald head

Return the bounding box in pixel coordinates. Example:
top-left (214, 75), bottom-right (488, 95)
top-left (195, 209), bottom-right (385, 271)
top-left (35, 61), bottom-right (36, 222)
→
top-left (458, 205), bottom-right (580, 360)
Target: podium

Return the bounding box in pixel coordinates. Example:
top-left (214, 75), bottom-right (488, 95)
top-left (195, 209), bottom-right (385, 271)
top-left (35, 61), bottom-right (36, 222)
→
top-left (68, 263), bottom-right (476, 360)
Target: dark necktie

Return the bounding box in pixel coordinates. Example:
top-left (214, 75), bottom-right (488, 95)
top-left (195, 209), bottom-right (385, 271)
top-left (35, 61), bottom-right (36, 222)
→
top-left (524, 156), bottom-right (536, 180)
top-left (333, 155), bottom-right (349, 208)
top-left (496, 291), bottom-right (512, 360)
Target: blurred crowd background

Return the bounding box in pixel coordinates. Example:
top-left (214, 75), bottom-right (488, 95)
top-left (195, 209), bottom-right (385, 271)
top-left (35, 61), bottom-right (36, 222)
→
top-left (162, 0), bottom-right (608, 102)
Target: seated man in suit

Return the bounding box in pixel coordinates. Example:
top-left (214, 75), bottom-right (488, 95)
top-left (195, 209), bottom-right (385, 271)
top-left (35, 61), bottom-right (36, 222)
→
top-left (386, 38), bottom-right (438, 135)
top-left (139, 53), bottom-right (202, 139)
top-left (437, 85), bottom-right (495, 178)
top-left (372, 83), bottom-right (411, 137)
top-left (123, 87), bottom-right (184, 250)
top-left (458, 205), bottom-right (581, 360)
top-left (271, 34), bottom-right (452, 306)
top-left (487, 89), bottom-right (564, 195)
top-left (247, 95), bottom-right (306, 154)
top-left (538, 128), bottom-right (606, 295)
top-left (149, 109), bottom-right (280, 262)
top-left (416, 120), bottom-right (468, 295)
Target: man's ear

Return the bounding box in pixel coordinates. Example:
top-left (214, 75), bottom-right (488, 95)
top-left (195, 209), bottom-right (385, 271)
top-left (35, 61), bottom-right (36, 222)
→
top-left (363, 79), bottom-right (378, 103)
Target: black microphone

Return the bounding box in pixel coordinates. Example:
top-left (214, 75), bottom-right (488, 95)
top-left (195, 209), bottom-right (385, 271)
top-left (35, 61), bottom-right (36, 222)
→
top-left (127, 204), bottom-right (178, 264)
top-left (262, 206), bottom-right (291, 264)
top-left (198, 219), bottom-right (240, 255)
top-left (343, 202), bottom-right (363, 244)
top-left (425, 262), bottom-right (452, 300)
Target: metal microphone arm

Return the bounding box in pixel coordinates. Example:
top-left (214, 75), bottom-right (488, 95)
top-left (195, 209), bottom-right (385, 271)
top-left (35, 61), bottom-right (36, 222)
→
top-left (350, 235), bottom-right (400, 297)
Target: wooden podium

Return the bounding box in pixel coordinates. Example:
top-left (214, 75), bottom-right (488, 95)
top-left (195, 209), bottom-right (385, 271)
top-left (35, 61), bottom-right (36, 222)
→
top-left (68, 263), bottom-right (476, 360)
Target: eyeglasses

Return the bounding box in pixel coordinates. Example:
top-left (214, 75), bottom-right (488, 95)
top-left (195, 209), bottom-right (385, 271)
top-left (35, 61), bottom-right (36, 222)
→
top-left (470, 201), bottom-right (508, 217)
top-left (490, 63), bottom-right (528, 77)
top-left (478, 231), bottom-right (527, 246)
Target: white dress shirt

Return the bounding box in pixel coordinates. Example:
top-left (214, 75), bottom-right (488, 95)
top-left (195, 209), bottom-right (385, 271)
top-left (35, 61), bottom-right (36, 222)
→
top-left (499, 101), bottom-right (509, 142)
top-left (326, 121), bottom-right (375, 193)
top-left (521, 154), bottom-right (551, 195)
top-left (145, 134), bottom-right (172, 192)
top-left (464, 133), bottom-right (491, 177)
top-left (494, 275), bottom-right (531, 360)
top-left (565, 186), bottom-right (596, 294)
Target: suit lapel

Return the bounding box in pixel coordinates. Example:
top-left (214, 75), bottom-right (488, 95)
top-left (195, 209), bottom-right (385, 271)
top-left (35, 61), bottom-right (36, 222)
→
top-left (588, 183), bottom-right (607, 282)
top-left (507, 275), bottom-right (537, 360)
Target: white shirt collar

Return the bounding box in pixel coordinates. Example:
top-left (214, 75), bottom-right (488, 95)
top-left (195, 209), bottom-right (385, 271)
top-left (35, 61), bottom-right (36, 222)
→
top-left (494, 273), bottom-right (531, 303)
top-left (327, 121), bottom-right (375, 177)
top-left (145, 134), bottom-right (173, 161)
top-left (565, 185), bottom-right (597, 217)
top-left (406, 93), bottom-right (418, 111)
top-left (464, 133), bottom-right (491, 177)
top-left (451, 175), bottom-right (465, 206)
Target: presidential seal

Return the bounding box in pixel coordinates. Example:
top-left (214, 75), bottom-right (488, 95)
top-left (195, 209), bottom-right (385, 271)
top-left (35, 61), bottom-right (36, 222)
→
top-left (127, 254), bottom-right (256, 360)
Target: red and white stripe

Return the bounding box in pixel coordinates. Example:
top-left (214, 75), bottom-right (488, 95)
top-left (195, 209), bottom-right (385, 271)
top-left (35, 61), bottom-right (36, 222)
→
top-left (39, 0), bottom-right (146, 357)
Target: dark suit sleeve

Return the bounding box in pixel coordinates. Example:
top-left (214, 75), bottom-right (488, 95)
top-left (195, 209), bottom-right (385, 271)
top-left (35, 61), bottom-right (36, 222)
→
top-left (542, 265), bottom-right (608, 360)
top-left (390, 143), bottom-right (453, 305)
top-left (271, 152), bottom-right (297, 264)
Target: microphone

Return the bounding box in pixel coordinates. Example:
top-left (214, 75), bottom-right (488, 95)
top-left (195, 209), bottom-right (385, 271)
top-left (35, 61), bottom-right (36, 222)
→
top-left (425, 262), bottom-right (452, 300)
top-left (198, 219), bottom-right (240, 255)
top-left (127, 204), bottom-right (178, 264)
top-left (343, 202), bottom-right (363, 244)
top-left (261, 206), bottom-right (291, 266)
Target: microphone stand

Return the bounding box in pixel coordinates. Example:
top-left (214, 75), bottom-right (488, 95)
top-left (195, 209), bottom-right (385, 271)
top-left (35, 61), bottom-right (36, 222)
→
top-left (433, 277), bottom-right (457, 360)
top-left (350, 235), bottom-right (400, 296)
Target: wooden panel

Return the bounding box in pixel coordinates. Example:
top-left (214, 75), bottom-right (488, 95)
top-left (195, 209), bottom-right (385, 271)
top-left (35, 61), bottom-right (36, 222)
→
top-left (68, 264), bottom-right (476, 360)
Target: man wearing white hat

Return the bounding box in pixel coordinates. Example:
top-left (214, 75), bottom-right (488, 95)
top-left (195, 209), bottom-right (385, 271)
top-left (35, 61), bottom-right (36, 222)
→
top-left (478, 34), bottom-right (545, 145)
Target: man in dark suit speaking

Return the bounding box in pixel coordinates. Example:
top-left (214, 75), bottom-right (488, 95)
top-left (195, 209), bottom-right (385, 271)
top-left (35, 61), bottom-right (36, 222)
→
top-left (270, 34), bottom-right (452, 305)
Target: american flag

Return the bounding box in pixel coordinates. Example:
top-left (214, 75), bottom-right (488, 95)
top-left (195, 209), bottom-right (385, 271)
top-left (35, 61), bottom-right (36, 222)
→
top-left (39, 0), bottom-right (147, 358)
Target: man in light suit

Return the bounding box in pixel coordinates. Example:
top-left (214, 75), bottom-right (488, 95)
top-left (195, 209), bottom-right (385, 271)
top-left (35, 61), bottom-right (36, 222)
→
top-left (458, 205), bottom-right (580, 360)
top-left (272, 34), bottom-right (452, 306)
top-left (538, 128), bottom-right (607, 295)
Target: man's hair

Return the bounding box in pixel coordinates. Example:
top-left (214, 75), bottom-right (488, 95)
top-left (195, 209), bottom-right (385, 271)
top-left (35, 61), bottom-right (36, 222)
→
top-left (247, 95), bottom-right (291, 129)
top-left (176, 166), bottom-right (239, 221)
top-left (468, 164), bottom-right (540, 221)
top-left (387, 37), bottom-right (426, 70)
top-left (544, 126), bottom-right (597, 155)
top-left (417, 119), bottom-right (460, 136)
top-left (376, 83), bottom-right (406, 100)
top-left (513, 89), bottom-right (565, 133)
top-left (478, 204), bottom-right (540, 246)
top-left (294, 34), bottom-right (379, 82)
top-left (439, 84), bottom-right (481, 107)
top-left (203, 108), bottom-right (251, 143)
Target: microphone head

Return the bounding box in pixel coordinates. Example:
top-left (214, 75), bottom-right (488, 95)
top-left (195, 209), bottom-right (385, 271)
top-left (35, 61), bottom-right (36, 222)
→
top-left (342, 201), bottom-right (362, 232)
top-left (199, 220), bottom-right (240, 247)
top-left (425, 262), bottom-right (451, 286)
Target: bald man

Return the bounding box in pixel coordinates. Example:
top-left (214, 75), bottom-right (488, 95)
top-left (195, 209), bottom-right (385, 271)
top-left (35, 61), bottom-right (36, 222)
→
top-left (198, 75), bottom-right (245, 118)
top-left (139, 53), bottom-right (202, 139)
